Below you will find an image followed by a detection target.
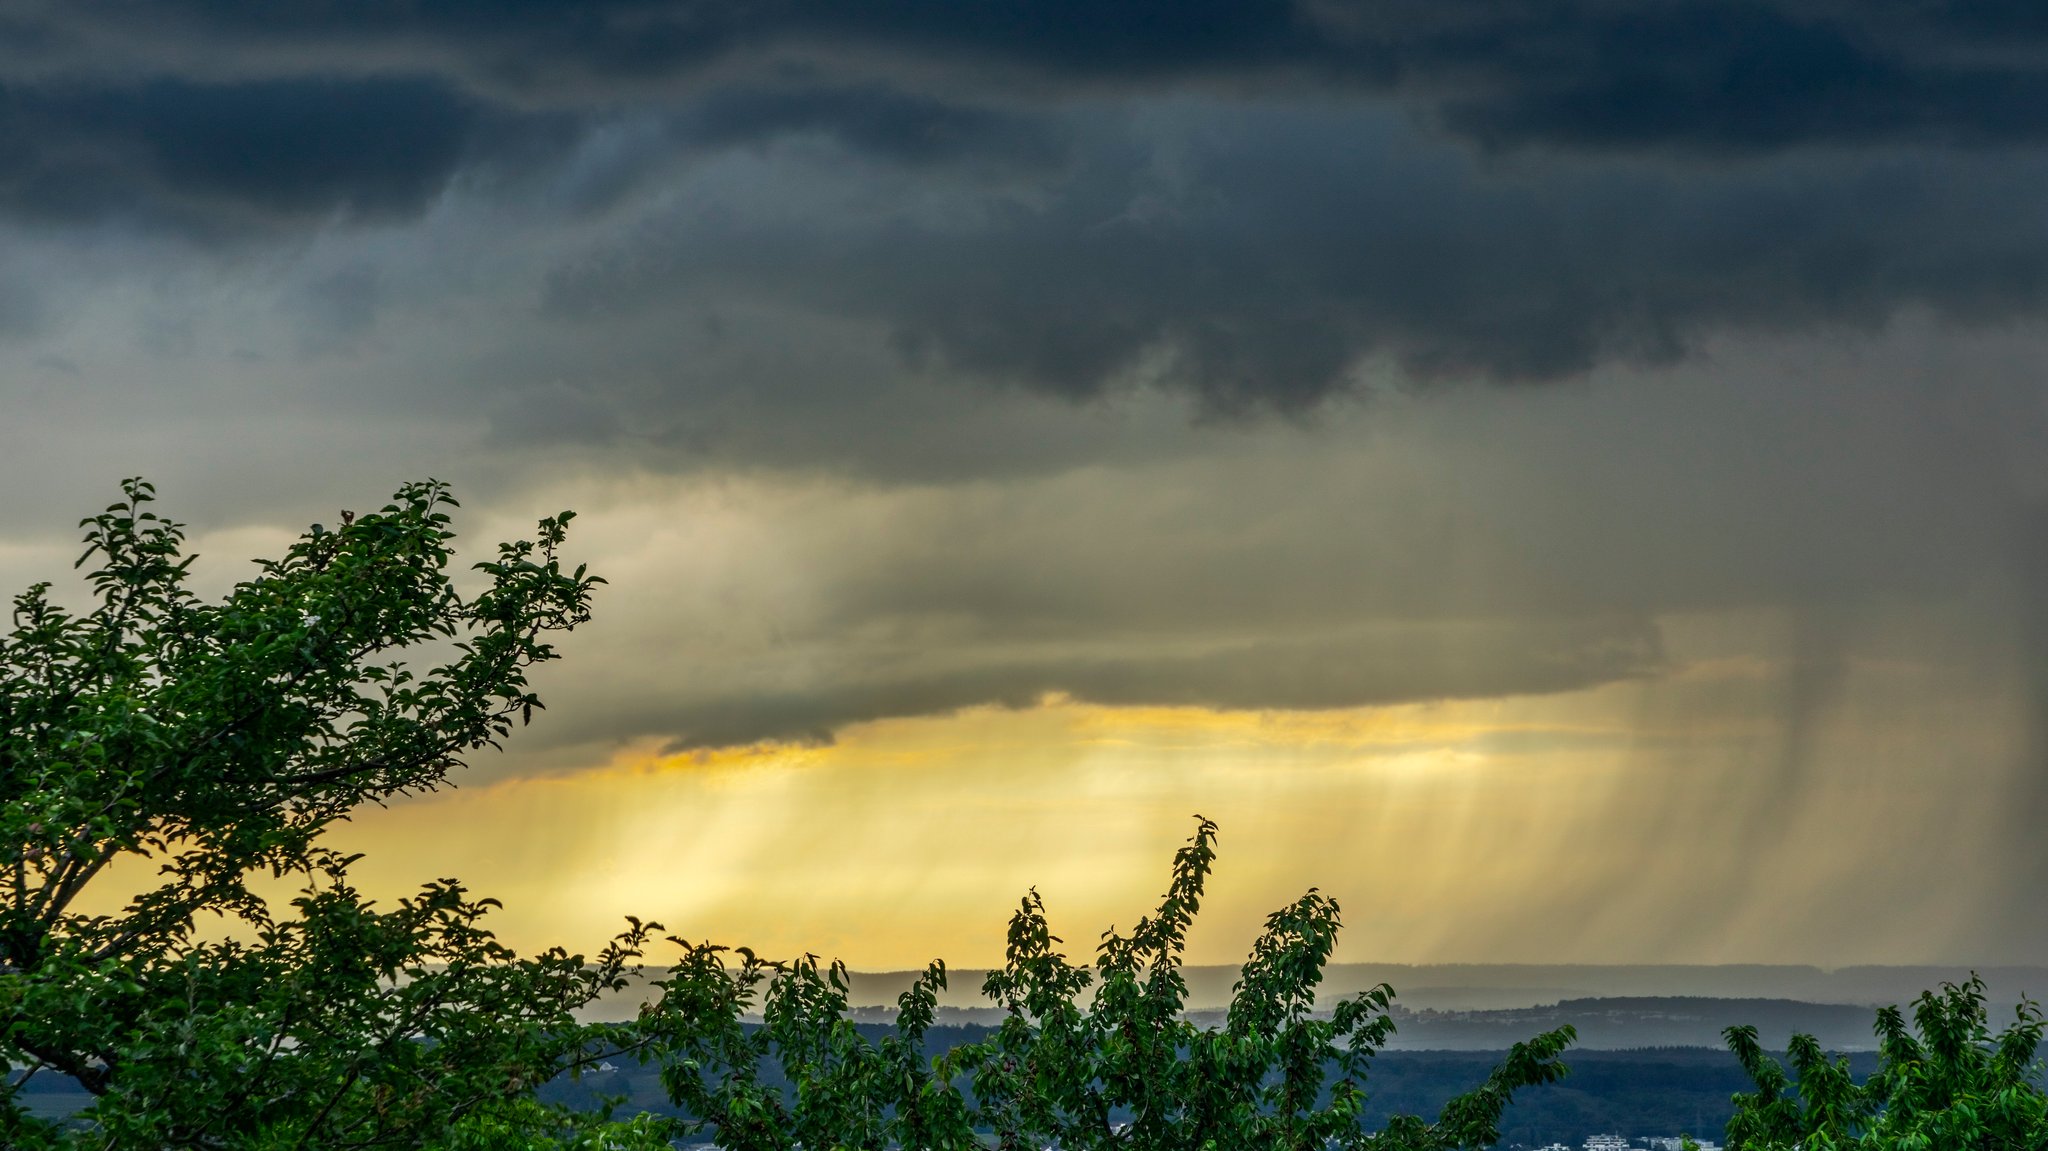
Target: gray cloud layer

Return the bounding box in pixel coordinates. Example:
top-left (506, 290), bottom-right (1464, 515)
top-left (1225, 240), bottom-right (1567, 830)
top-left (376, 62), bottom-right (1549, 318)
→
top-left (539, 102), bottom-right (2048, 404)
top-left (18, 1), bottom-right (2048, 149)
top-left (5, 1), bottom-right (2048, 406)
top-left (0, 76), bottom-right (490, 238)
top-left (6, 0), bottom-right (2048, 719)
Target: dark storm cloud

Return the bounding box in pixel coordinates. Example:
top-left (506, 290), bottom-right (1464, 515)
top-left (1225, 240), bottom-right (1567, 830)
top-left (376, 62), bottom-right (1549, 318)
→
top-left (539, 105), bottom-right (2048, 408)
top-left (596, 617), bottom-right (1665, 752)
top-left (1386, 2), bottom-right (2048, 154)
top-left (0, 76), bottom-right (481, 230)
top-left (7, 0), bottom-right (2048, 395)
top-left (676, 84), bottom-right (1063, 168)
top-left (7, 0), bottom-right (1299, 93)
top-left (12, 2), bottom-right (2048, 187)
top-left (21, 0), bottom-right (2048, 152)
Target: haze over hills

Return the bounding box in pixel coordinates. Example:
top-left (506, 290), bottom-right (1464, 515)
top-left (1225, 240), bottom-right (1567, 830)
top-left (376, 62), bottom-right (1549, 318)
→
top-left (829, 965), bottom-right (2048, 1050)
top-left (844, 963), bottom-right (2048, 1011)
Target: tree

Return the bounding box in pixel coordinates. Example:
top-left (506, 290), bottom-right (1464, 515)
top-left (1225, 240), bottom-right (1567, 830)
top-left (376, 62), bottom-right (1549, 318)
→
top-left (3, 479), bottom-right (1578, 1149)
top-left (1, 479), bottom-right (645, 1148)
top-left (645, 818), bottom-right (1576, 1151)
top-left (1723, 975), bottom-right (2048, 1150)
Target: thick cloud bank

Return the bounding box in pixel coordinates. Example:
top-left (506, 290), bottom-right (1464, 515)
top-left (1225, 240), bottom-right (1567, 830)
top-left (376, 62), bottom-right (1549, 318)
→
top-left (6, 0), bottom-right (2048, 747)
top-left (7, 2), bottom-right (2048, 404)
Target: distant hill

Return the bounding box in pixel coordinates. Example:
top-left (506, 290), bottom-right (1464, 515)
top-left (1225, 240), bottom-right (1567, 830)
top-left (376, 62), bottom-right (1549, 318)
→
top-left (837, 962), bottom-right (2048, 1017)
top-left (527, 1034), bottom-right (1889, 1145)
top-left (1369, 996), bottom-right (1885, 1051)
top-left (845, 994), bottom-right (1893, 1050)
top-left (575, 965), bottom-right (2048, 1047)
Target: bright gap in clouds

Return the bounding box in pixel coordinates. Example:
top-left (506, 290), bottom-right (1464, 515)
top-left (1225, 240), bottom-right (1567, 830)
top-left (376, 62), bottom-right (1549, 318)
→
top-left (329, 621), bottom-right (2016, 973)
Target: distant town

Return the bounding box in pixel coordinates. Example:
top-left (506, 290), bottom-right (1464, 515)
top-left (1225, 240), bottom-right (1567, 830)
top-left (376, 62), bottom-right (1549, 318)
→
top-left (1532, 1139), bottom-right (1722, 1151)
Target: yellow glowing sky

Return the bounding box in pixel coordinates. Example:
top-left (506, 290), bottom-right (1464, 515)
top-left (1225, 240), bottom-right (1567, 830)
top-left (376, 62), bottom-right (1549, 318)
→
top-left (322, 606), bottom-right (2022, 971)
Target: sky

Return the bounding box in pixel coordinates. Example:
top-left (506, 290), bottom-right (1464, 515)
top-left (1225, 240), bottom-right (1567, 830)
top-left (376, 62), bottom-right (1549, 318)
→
top-left (6, 1), bottom-right (2048, 971)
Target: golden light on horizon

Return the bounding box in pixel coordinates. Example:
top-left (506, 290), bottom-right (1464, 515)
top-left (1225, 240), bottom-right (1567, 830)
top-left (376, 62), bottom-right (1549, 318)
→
top-left (310, 597), bottom-right (2031, 974)
top-left (322, 676), bottom-right (1749, 971)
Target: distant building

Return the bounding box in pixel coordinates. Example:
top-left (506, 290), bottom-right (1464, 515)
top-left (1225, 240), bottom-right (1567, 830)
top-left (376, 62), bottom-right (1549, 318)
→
top-left (1583, 1137), bottom-right (1630, 1151)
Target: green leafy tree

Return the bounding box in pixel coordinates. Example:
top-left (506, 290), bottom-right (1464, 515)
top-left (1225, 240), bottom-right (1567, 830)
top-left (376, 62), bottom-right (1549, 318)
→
top-left (0, 479), bottom-right (645, 1148)
top-left (1723, 975), bottom-right (2048, 1150)
top-left (645, 950), bottom-right (979, 1150)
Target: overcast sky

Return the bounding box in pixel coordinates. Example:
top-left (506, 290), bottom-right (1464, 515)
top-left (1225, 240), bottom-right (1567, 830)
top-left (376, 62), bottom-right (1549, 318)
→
top-left (10, 1), bottom-right (2048, 968)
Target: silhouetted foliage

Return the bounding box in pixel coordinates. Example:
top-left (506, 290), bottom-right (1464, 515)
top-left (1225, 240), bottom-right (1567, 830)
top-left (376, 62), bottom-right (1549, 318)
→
top-left (1724, 974), bottom-right (2048, 1150)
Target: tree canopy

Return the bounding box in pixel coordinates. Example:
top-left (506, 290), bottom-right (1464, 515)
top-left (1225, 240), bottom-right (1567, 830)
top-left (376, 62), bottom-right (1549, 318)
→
top-left (1723, 975), bottom-right (2048, 1151)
